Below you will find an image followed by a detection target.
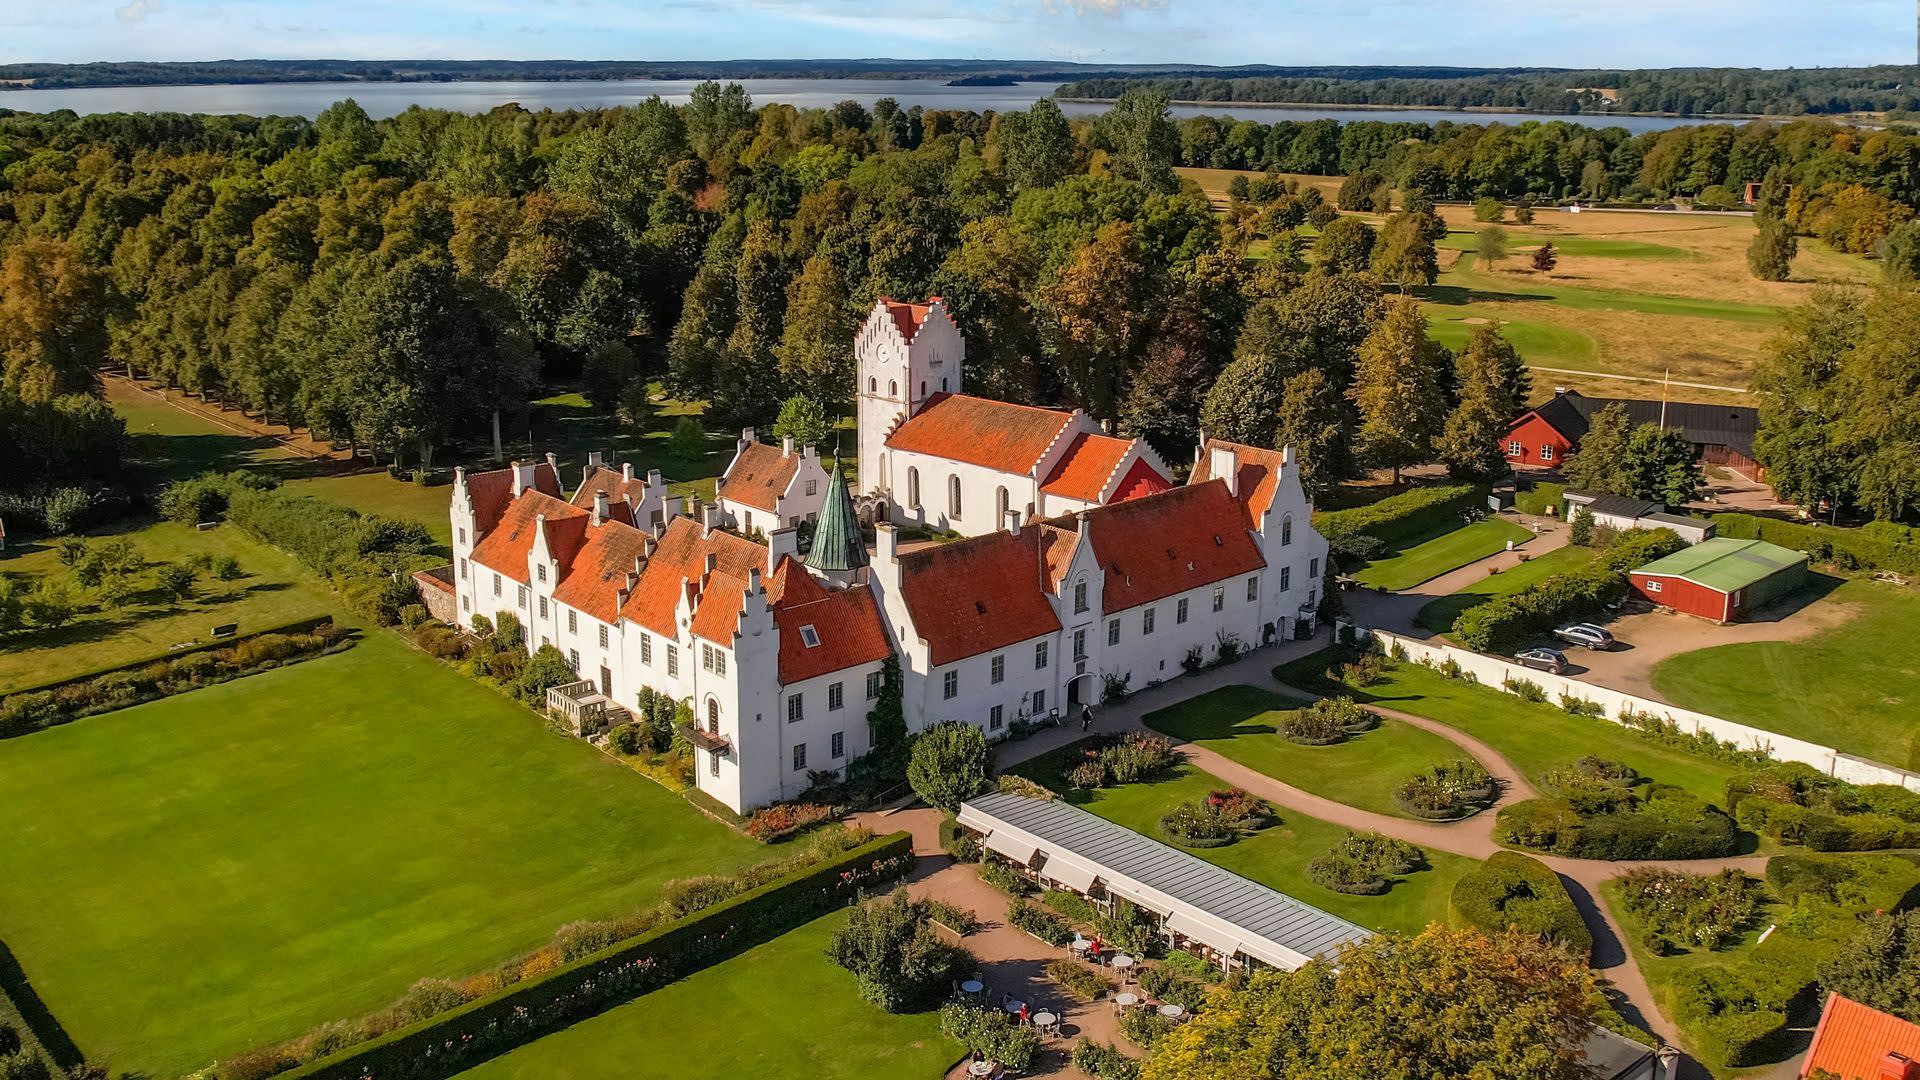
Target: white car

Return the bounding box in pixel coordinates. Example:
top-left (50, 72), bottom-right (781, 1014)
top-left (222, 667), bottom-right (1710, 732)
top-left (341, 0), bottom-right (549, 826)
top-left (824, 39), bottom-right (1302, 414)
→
top-left (1552, 623), bottom-right (1616, 650)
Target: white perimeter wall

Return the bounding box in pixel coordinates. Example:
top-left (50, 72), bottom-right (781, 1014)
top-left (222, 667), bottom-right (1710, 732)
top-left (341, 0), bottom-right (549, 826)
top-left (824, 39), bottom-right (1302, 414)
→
top-left (1365, 629), bottom-right (1920, 791)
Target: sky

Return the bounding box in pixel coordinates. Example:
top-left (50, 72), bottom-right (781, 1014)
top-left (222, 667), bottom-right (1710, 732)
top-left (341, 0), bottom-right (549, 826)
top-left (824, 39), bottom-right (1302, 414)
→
top-left (1, 0), bottom-right (1911, 69)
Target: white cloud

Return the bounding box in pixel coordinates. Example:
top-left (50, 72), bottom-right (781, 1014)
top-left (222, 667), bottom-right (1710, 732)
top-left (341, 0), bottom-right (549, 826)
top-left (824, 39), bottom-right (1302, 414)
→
top-left (115, 0), bottom-right (162, 22)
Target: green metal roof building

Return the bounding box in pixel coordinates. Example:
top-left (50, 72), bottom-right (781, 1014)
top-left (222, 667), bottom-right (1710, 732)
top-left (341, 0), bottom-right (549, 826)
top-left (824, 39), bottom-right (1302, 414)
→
top-left (1628, 537), bottom-right (1809, 623)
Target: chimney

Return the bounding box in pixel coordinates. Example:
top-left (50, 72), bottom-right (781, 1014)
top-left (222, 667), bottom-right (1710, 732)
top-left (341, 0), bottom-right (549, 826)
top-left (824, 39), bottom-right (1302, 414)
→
top-left (699, 500), bottom-right (720, 531)
top-left (704, 552), bottom-right (718, 576)
top-left (1209, 444), bottom-right (1239, 497)
top-left (510, 459), bottom-right (537, 496)
top-left (782, 435), bottom-right (794, 457)
top-left (646, 467), bottom-right (662, 489)
top-left (738, 427), bottom-right (756, 456)
top-left (593, 489), bottom-right (609, 525)
top-left (453, 465), bottom-right (467, 488)
top-left (875, 521), bottom-right (899, 564)
top-left (1880, 1052), bottom-right (1920, 1080)
top-left (1004, 509), bottom-right (1021, 535)
top-left (622, 461), bottom-right (635, 482)
top-left (661, 493), bottom-right (685, 522)
top-left (768, 527), bottom-right (799, 573)
top-left (544, 451), bottom-right (559, 479)
top-left (1101, 417), bottom-right (1115, 436)
top-left (583, 450), bottom-right (604, 487)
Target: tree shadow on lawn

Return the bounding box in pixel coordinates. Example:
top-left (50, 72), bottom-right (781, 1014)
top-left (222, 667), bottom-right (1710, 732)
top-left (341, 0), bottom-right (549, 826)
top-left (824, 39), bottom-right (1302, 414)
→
top-left (0, 938), bottom-right (84, 1070)
top-left (1415, 282), bottom-right (1557, 308)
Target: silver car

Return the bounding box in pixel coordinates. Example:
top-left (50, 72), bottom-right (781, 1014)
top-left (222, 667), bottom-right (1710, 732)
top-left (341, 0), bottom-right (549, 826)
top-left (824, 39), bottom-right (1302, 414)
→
top-left (1515, 647), bottom-right (1568, 674)
top-left (1552, 623), bottom-right (1616, 650)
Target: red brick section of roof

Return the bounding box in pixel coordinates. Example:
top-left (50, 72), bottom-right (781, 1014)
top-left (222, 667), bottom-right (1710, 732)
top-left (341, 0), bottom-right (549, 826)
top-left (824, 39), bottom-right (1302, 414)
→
top-left (1076, 480), bottom-right (1266, 613)
top-left (469, 490), bottom-right (587, 584)
top-left (767, 555), bottom-right (825, 606)
top-left (879, 296), bottom-right (937, 342)
top-left (1112, 456), bottom-right (1173, 503)
top-left (775, 586), bottom-right (893, 684)
top-left (1189, 438), bottom-right (1287, 523)
top-left (717, 441), bottom-right (800, 513)
top-left (690, 570), bottom-right (749, 644)
top-left (618, 517), bottom-right (766, 639)
top-left (1802, 993), bottom-right (1920, 1080)
top-left (571, 465), bottom-right (653, 524)
top-left (551, 519), bottom-right (650, 625)
top-left (1040, 432), bottom-right (1134, 502)
top-left (885, 393), bottom-right (1075, 474)
top-left (465, 462), bottom-right (562, 534)
top-left (899, 529), bottom-right (1065, 666)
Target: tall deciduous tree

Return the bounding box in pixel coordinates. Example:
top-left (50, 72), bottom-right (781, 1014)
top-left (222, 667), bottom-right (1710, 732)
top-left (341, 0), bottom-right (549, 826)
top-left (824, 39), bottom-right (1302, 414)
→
top-left (1371, 210), bottom-right (1440, 288)
top-left (1101, 88), bottom-right (1180, 194)
top-left (1001, 99), bottom-right (1078, 191)
top-left (1748, 213), bottom-right (1797, 281)
top-left (777, 252), bottom-right (858, 407)
top-left (1348, 297), bottom-right (1446, 482)
top-left (1273, 367), bottom-right (1351, 498)
top-left (1314, 216), bottom-right (1376, 274)
top-left (1041, 221), bottom-right (1153, 418)
top-left (1562, 401), bottom-right (1636, 495)
top-left (1438, 323), bottom-right (1528, 480)
top-left (0, 239), bottom-right (110, 402)
top-left (1476, 225), bottom-right (1510, 271)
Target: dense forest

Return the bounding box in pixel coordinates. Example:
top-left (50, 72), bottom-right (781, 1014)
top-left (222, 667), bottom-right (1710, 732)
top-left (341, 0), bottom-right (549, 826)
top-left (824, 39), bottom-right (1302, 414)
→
top-left (1058, 67), bottom-right (1920, 117)
top-left (0, 87), bottom-right (1915, 534)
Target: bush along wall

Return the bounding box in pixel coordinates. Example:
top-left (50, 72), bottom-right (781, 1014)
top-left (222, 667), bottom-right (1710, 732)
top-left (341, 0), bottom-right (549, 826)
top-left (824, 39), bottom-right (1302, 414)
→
top-left (0, 618), bottom-right (350, 738)
top-left (265, 832), bottom-right (914, 1080)
top-left (1711, 514), bottom-right (1920, 575)
top-left (1313, 483), bottom-right (1483, 559)
top-left (1453, 527), bottom-right (1687, 653)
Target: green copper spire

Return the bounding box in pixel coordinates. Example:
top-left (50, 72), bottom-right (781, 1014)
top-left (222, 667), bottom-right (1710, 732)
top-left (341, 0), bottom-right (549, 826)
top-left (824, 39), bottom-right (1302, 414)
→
top-left (804, 457), bottom-right (867, 573)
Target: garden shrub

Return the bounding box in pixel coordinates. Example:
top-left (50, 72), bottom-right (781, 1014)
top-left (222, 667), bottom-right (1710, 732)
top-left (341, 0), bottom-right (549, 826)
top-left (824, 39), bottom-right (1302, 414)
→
top-left (939, 817), bottom-right (981, 863)
top-left (1394, 759), bottom-right (1496, 819)
top-left (1514, 482), bottom-right (1565, 517)
top-left (1727, 763), bottom-right (1920, 851)
top-left (1093, 897), bottom-right (1159, 957)
top-left (263, 833), bottom-right (913, 1080)
top-left (924, 899), bottom-right (979, 936)
top-left (1449, 851), bottom-right (1592, 953)
top-left (1278, 696), bottom-right (1373, 744)
top-left (605, 724), bottom-right (643, 755)
top-left (979, 860), bottom-right (1036, 897)
top-left (1071, 1040), bottom-right (1139, 1080)
top-left (1158, 788), bottom-right (1273, 848)
top-left (1339, 651), bottom-right (1386, 686)
top-left (1616, 868), bottom-right (1761, 953)
top-left (940, 1004), bottom-right (1040, 1072)
top-left (1060, 732), bottom-right (1176, 789)
top-left (1314, 484), bottom-right (1482, 552)
top-left (1007, 901), bottom-right (1074, 947)
top-left (1307, 831), bottom-right (1425, 895)
top-left (1670, 965), bottom-right (1796, 1068)
top-left (1501, 675), bottom-right (1548, 702)
top-left (742, 801), bottom-right (836, 842)
top-left (1042, 889), bottom-right (1098, 923)
top-left (908, 720), bottom-right (992, 812)
top-left (830, 890), bottom-right (975, 1013)
top-left (1713, 513), bottom-right (1920, 575)
top-left (1046, 958), bottom-right (1113, 1002)
top-left (1138, 965), bottom-right (1210, 1012)
top-left (1496, 786), bottom-right (1739, 860)
top-left (1118, 1006), bottom-right (1175, 1049)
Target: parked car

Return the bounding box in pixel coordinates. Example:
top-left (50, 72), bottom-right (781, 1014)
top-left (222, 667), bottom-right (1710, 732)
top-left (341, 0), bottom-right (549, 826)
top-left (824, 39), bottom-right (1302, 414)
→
top-left (1552, 623), bottom-right (1616, 650)
top-left (1514, 648), bottom-right (1568, 674)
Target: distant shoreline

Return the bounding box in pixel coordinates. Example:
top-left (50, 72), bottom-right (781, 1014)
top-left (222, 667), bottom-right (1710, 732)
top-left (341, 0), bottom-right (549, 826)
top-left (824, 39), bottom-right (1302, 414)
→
top-left (1055, 95), bottom-right (1870, 124)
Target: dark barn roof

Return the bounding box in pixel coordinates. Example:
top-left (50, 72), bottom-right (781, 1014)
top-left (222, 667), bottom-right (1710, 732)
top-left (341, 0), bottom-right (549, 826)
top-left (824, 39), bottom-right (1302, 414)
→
top-left (1520, 391), bottom-right (1758, 455)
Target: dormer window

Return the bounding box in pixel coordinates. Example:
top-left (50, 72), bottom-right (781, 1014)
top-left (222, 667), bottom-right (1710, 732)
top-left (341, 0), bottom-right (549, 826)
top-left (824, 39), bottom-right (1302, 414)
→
top-left (800, 625), bottom-right (821, 648)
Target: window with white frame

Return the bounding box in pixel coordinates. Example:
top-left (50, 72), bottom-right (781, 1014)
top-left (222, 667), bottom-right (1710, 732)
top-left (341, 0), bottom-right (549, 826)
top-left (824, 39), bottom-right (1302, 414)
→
top-left (805, 478), bottom-right (817, 496)
top-left (1540, 444), bottom-right (1555, 461)
top-left (793, 743), bottom-right (807, 771)
top-left (948, 475), bottom-right (962, 519)
top-left (568, 610), bottom-right (577, 634)
top-left (1073, 628), bottom-right (1087, 661)
top-left (990, 655), bottom-right (1004, 684)
top-left (493, 573), bottom-right (502, 597)
top-left (538, 596), bottom-right (548, 618)
top-left (866, 670), bottom-right (882, 699)
top-left (1035, 641), bottom-right (1049, 669)
top-left (1508, 440), bottom-right (1524, 456)
top-left (667, 644), bottom-right (678, 678)
top-left (788, 693), bottom-right (804, 722)
top-left (907, 467), bottom-right (921, 509)
top-left (1032, 688), bottom-right (1045, 714)
top-left (1280, 566), bottom-right (1291, 591)
top-left (1143, 607), bottom-right (1155, 635)
top-left (943, 670), bottom-right (958, 699)
top-left (517, 585), bottom-right (528, 607)
top-left (641, 634), bottom-right (652, 665)
top-left (599, 625), bottom-right (609, 649)
top-left (1107, 618), bottom-right (1120, 647)
top-left (568, 648), bottom-right (579, 671)
top-left (1246, 575), bottom-right (1258, 602)
top-left (713, 650), bottom-right (726, 676)
top-left (799, 624), bottom-right (820, 648)
top-left (828, 682), bottom-right (844, 711)
top-left (537, 563), bottom-right (546, 584)
top-left (1177, 598), bottom-right (1189, 624)
top-left (1646, 579), bottom-right (1663, 593)
top-left (831, 732), bottom-right (845, 759)
top-left (1212, 586), bottom-right (1225, 612)
top-left (1073, 579), bottom-right (1088, 614)
top-left (459, 558), bottom-right (467, 579)
top-left (1281, 515), bottom-right (1293, 546)
top-left (989, 705), bottom-right (1003, 731)
top-left (701, 643), bottom-right (715, 672)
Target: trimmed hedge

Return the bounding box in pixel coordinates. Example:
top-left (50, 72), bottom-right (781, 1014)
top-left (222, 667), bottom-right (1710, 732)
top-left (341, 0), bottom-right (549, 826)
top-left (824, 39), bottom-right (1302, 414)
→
top-left (1726, 762), bottom-right (1920, 851)
top-left (1514, 482), bottom-right (1566, 518)
top-left (1314, 483), bottom-right (1482, 551)
top-left (1712, 513), bottom-right (1920, 574)
top-left (1496, 787), bottom-right (1740, 860)
top-left (1454, 527), bottom-right (1687, 652)
top-left (270, 832), bottom-right (914, 1080)
top-left (1450, 851), bottom-right (1592, 953)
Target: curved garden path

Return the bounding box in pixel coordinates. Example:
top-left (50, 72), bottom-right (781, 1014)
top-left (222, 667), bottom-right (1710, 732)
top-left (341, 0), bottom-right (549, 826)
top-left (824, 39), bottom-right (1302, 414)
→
top-left (975, 635), bottom-right (1786, 1077)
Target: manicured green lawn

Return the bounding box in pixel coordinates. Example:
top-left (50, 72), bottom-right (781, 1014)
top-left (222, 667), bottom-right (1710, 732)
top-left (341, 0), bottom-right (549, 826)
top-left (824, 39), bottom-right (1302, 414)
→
top-left (1423, 308), bottom-right (1600, 368)
top-left (1429, 253), bottom-right (1784, 326)
top-left (1414, 545), bottom-right (1599, 636)
top-left (458, 910), bottom-right (958, 1080)
top-left (1011, 746), bottom-right (1478, 935)
top-left (1353, 519), bottom-right (1534, 591)
top-left (1143, 685), bottom-right (1475, 819)
top-left (1438, 230), bottom-right (1696, 261)
top-left (1280, 652), bottom-right (1744, 805)
top-left (1652, 579), bottom-right (1920, 769)
top-left (0, 633), bottom-right (767, 1077)
top-left (0, 522), bottom-right (335, 693)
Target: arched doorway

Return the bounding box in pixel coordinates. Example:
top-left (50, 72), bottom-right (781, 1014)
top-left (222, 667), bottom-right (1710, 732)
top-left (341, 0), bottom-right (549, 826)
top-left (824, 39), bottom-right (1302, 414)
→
top-left (1066, 672), bottom-right (1095, 707)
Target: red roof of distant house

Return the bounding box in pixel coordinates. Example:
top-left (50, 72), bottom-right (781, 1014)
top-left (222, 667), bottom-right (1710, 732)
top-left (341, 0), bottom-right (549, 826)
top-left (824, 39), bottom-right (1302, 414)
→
top-left (774, 577), bottom-right (893, 684)
top-left (879, 296), bottom-right (940, 343)
top-left (886, 393), bottom-right (1076, 474)
top-left (551, 519), bottom-right (650, 625)
top-left (1071, 480), bottom-right (1266, 613)
top-left (1190, 438), bottom-right (1288, 523)
top-left (898, 529), bottom-right (1066, 665)
top-left (571, 465), bottom-right (654, 525)
top-left (1041, 432), bottom-right (1136, 502)
top-left (1802, 994), bottom-right (1920, 1080)
top-left (718, 441), bottom-right (801, 513)
top-left (618, 517), bottom-right (765, 639)
top-left (469, 490), bottom-right (587, 585)
top-left (465, 462), bottom-right (563, 535)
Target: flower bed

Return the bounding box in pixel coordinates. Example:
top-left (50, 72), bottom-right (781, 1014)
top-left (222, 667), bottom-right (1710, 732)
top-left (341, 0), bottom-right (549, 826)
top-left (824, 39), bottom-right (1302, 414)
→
top-left (1157, 787), bottom-right (1274, 848)
top-left (1061, 731), bottom-right (1176, 789)
top-left (742, 801), bottom-right (838, 842)
top-left (1393, 758), bottom-right (1496, 820)
top-left (1277, 696), bottom-right (1375, 745)
top-left (1306, 832), bottom-right (1423, 895)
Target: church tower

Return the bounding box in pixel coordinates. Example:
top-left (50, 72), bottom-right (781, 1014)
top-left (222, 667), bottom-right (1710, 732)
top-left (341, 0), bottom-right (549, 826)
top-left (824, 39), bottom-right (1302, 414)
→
top-left (853, 297), bottom-right (964, 498)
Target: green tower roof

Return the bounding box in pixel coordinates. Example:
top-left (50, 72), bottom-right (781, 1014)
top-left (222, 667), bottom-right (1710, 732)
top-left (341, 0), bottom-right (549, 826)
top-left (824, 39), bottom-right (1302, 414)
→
top-left (804, 458), bottom-right (868, 573)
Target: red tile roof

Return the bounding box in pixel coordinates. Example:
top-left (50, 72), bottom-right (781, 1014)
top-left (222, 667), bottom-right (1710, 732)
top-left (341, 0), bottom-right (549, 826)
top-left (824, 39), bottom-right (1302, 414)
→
top-left (551, 519), bottom-right (650, 625)
top-left (1041, 432), bottom-right (1135, 502)
top-left (617, 517), bottom-right (766, 639)
top-left (469, 490), bottom-right (588, 585)
top-left (464, 462), bottom-right (562, 534)
top-left (879, 296), bottom-right (938, 343)
top-left (886, 393), bottom-right (1077, 474)
top-left (571, 465), bottom-right (654, 525)
top-left (1074, 481), bottom-right (1266, 613)
top-left (717, 441), bottom-right (801, 514)
top-left (1803, 994), bottom-right (1920, 1080)
top-left (1190, 438), bottom-right (1288, 523)
top-left (690, 570), bottom-right (749, 644)
top-left (775, 579), bottom-right (893, 684)
top-left (898, 529), bottom-right (1065, 666)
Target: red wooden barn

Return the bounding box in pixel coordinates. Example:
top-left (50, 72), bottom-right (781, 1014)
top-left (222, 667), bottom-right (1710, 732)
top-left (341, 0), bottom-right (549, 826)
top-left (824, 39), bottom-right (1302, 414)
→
top-left (1628, 537), bottom-right (1808, 623)
top-left (1501, 389), bottom-right (1764, 478)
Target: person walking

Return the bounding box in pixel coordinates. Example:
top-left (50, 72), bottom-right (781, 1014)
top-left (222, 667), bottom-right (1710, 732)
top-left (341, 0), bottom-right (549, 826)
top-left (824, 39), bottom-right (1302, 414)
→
top-left (1080, 703), bottom-right (1094, 731)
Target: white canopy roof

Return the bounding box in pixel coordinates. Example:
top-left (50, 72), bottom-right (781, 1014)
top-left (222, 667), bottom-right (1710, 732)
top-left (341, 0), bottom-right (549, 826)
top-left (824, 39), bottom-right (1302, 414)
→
top-left (982, 829), bottom-right (1037, 867)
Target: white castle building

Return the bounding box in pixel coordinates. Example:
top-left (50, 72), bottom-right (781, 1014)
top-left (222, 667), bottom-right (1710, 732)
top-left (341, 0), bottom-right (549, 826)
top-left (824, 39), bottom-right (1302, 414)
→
top-left (444, 297), bottom-right (1329, 814)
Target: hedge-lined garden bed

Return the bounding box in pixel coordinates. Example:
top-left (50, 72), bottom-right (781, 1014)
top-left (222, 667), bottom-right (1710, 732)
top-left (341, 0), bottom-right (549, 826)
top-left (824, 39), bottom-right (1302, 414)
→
top-left (257, 831), bottom-right (914, 1080)
top-left (1450, 851), bottom-right (1591, 953)
top-left (1726, 763), bottom-right (1920, 851)
top-left (0, 617), bottom-right (350, 737)
top-left (1495, 756), bottom-right (1741, 860)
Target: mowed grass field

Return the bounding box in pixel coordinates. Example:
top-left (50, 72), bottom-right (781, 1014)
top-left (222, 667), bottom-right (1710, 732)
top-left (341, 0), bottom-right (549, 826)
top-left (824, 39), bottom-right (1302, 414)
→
top-left (1143, 685), bottom-right (1479, 819)
top-left (458, 910), bottom-right (958, 1080)
top-left (1414, 545), bottom-right (1599, 636)
top-left (1651, 580), bottom-right (1920, 769)
top-left (1351, 518), bottom-right (1534, 591)
top-left (0, 633), bottom-right (767, 1077)
top-left (0, 522), bottom-right (335, 693)
top-left (1011, 743), bottom-right (1479, 934)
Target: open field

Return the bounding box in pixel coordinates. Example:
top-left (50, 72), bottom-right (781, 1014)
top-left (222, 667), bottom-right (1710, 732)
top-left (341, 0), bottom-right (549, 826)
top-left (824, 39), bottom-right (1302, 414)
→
top-left (1651, 580), bottom-right (1920, 769)
top-left (1143, 685), bottom-right (1479, 819)
top-left (0, 522), bottom-right (335, 694)
top-left (1352, 518), bottom-right (1533, 591)
top-left (1278, 651), bottom-right (1746, 805)
top-left (0, 633), bottom-right (767, 1077)
top-left (458, 910), bottom-right (958, 1080)
top-left (1012, 743), bottom-right (1479, 935)
top-left (1176, 166), bottom-right (1344, 205)
top-left (1414, 545), bottom-right (1600, 636)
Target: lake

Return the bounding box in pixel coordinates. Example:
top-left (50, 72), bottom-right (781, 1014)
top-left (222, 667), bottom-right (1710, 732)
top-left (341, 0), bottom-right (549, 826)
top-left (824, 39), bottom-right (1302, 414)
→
top-left (0, 77), bottom-right (1709, 132)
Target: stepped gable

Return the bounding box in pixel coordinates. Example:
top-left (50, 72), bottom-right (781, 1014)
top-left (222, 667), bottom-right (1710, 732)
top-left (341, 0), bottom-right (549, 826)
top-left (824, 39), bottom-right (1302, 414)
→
top-left (1190, 438), bottom-right (1288, 522)
top-left (718, 440), bottom-right (801, 513)
top-left (618, 517), bottom-right (766, 639)
top-left (465, 461), bottom-right (562, 534)
top-left (469, 490), bottom-right (587, 585)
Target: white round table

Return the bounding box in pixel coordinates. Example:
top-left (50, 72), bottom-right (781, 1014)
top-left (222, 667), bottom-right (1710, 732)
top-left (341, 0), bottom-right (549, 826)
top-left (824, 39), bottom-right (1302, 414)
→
top-left (968, 1061), bottom-right (995, 1077)
top-left (1115, 992), bottom-right (1139, 1009)
top-left (961, 979), bottom-right (984, 995)
top-left (1159, 1003), bottom-right (1186, 1019)
top-left (1069, 938), bottom-right (1091, 955)
top-left (1033, 1010), bottom-right (1057, 1029)
top-left (1110, 954), bottom-right (1135, 970)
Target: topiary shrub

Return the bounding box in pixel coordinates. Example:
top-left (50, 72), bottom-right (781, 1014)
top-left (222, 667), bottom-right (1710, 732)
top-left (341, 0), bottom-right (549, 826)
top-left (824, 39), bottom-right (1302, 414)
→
top-left (1449, 851), bottom-right (1592, 953)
